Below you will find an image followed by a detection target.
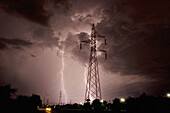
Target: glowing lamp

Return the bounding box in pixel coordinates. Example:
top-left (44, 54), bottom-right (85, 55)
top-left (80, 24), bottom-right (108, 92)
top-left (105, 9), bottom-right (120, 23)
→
top-left (45, 107), bottom-right (51, 111)
top-left (167, 93), bottom-right (170, 98)
top-left (80, 102), bottom-right (83, 105)
top-left (100, 100), bottom-right (104, 103)
top-left (120, 98), bottom-right (126, 103)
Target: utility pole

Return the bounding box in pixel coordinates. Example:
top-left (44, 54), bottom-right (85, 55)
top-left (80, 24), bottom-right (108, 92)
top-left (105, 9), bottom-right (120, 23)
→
top-left (59, 90), bottom-right (62, 105)
top-left (47, 99), bottom-right (49, 106)
top-left (80, 23), bottom-right (107, 102)
top-left (44, 98), bottom-right (46, 105)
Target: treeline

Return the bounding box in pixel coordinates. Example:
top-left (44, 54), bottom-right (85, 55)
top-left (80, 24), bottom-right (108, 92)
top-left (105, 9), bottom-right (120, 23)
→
top-left (0, 85), bottom-right (42, 113)
top-left (1, 84), bottom-right (170, 113)
top-left (54, 93), bottom-right (170, 113)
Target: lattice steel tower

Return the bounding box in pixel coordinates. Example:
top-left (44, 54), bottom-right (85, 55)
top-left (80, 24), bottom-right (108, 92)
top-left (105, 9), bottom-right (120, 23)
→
top-left (80, 24), bottom-right (107, 102)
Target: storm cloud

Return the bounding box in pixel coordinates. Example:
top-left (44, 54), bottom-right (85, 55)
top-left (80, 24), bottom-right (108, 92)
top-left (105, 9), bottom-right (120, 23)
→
top-left (0, 0), bottom-right (169, 103)
top-left (0, 37), bottom-right (32, 49)
top-left (97, 0), bottom-right (170, 77)
top-left (0, 0), bottom-right (70, 26)
top-left (62, 0), bottom-right (170, 95)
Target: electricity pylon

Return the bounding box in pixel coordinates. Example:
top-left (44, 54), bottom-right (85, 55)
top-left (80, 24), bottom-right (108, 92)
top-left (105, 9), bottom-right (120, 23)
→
top-left (80, 23), bottom-right (107, 102)
top-left (59, 90), bottom-right (62, 105)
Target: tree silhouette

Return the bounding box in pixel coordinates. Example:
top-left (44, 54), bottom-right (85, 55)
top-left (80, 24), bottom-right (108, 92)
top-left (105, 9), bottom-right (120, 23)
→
top-left (0, 85), bottom-right (16, 112)
top-left (92, 99), bottom-right (101, 110)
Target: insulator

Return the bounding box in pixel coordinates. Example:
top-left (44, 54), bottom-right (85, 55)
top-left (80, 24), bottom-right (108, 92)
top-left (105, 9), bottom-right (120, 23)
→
top-left (91, 47), bottom-right (93, 52)
top-left (105, 39), bottom-right (107, 45)
top-left (94, 35), bottom-right (96, 38)
top-left (80, 43), bottom-right (82, 49)
top-left (92, 23), bottom-right (95, 28)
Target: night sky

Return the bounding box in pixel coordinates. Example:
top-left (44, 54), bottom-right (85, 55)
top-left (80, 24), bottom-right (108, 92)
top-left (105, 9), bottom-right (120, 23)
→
top-left (0, 0), bottom-right (169, 104)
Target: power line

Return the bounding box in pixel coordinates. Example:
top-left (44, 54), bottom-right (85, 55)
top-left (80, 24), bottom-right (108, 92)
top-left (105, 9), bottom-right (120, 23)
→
top-left (98, 2), bottom-right (128, 33)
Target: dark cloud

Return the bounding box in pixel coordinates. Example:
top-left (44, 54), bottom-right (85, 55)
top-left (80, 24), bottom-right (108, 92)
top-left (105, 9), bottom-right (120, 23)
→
top-left (61, 0), bottom-right (170, 95)
top-left (0, 0), bottom-right (70, 25)
top-left (32, 27), bottom-right (60, 48)
top-left (0, 10), bottom-right (60, 50)
top-left (97, 0), bottom-right (170, 77)
top-left (124, 0), bottom-right (170, 24)
top-left (52, 0), bottom-right (70, 10)
top-left (93, 0), bottom-right (170, 95)
top-left (0, 38), bottom-right (32, 50)
top-left (62, 0), bottom-right (170, 79)
top-left (0, 0), bottom-right (48, 25)
top-left (62, 32), bottom-right (90, 64)
top-left (12, 46), bottom-right (25, 51)
top-left (109, 81), bottom-right (150, 97)
top-left (30, 54), bottom-right (36, 57)
top-left (0, 42), bottom-right (8, 49)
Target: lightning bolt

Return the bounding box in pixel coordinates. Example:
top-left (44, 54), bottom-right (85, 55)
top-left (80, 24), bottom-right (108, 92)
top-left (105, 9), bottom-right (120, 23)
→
top-left (84, 64), bottom-right (88, 87)
top-left (83, 64), bottom-right (88, 102)
top-left (60, 50), bottom-right (67, 104)
top-left (84, 63), bottom-right (88, 101)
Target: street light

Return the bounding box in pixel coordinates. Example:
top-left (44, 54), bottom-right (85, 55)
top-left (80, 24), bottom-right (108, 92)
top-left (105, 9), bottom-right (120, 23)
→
top-left (167, 93), bottom-right (170, 98)
top-left (45, 107), bottom-right (51, 111)
top-left (120, 98), bottom-right (126, 103)
top-left (100, 100), bottom-right (104, 103)
top-left (80, 102), bottom-right (83, 105)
